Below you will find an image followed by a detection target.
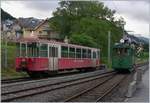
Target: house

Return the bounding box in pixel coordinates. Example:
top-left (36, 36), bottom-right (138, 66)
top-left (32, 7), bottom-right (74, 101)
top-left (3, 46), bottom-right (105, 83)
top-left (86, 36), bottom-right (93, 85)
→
top-left (1, 18), bottom-right (60, 41)
top-left (1, 19), bottom-right (22, 41)
top-left (18, 17), bottom-right (42, 38)
top-left (33, 19), bottom-right (60, 40)
top-left (19, 18), bottom-right (60, 41)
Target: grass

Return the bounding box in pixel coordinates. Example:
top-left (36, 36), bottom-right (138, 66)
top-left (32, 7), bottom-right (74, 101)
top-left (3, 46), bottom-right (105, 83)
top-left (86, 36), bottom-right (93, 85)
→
top-left (101, 56), bottom-right (112, 70)
top-left (1, 43), bottom-right (16, 69)
top-left (1, 42), bottom-right (28, 79)
top-left (136, 51), bottom-right (149, 64)
top-left (1, 68), bottom-right (28, 79)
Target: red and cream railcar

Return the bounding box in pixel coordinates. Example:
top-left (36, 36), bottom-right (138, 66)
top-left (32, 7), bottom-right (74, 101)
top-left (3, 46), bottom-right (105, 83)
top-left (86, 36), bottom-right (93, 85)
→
top-left (15, 38), bottom-right (100, 77)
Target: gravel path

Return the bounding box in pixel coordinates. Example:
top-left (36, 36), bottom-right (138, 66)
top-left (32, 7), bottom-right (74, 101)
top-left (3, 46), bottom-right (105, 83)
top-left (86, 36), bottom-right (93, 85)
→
top-left (10, 74), bottom-right (114, 102)
top-left (2, 69), bottom-right (108, 94)
top-left (2, 69), bottom-right (113, 102)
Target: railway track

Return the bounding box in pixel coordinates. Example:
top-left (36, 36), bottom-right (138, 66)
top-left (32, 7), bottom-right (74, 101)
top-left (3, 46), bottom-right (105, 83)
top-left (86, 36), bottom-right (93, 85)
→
top-left (2, 62), bottom-right (148, 102)
top-left (2, 71), bottom-right (116, 102)
top-left (64, 74), bottom-right (126, 102)
top-left (1, 69), bottom-right (95, 85)
top-left (1, 77), bottom-right (31, 84)
top-left (1, 69), bottom-right (107, 89)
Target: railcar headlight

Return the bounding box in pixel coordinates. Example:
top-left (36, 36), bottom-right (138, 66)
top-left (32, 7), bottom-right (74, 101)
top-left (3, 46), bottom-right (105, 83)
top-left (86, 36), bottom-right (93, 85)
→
top-left (120, 39), bottom-right (124, 43)
top-left (22, 58), bottom-right (26, 62)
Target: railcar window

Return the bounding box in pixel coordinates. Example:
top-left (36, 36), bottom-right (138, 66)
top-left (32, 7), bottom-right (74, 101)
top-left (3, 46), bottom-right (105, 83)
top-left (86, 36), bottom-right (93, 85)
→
top-left (40, 44), bottom-right (48, 57)
top-left (69, 47), bottom-right (75, 58)
top-left (113, 48), bottom-right (118, 56)
top-left (88, 49), bottom-right (91, 58)
top-left (124, 48), bottom-right (129, 55)
top-left (49, 46), bottom-right (52, 57)
top-left (16, 43), bottom-right (20, 57)
top-left (76, 48), bottom-right (81, 58)
top-left (82, 49), bottom-right (87, 58)
top-left (93, 51), bottom-right (96, 58)
top-left (61, 46), bottom-right (68, 57)
top-left (97, 51), bottom-right (100, 59)
top-left (49, 46), bottom-right (58, 57)
top-left (27, 43), bottom-right (33, 57)
top-left (21, 43), bottom-right (26, 57)
top-left (115, 48), bottom-right (122, 55)
top-left (27, 43), bottom-right (39, 57)
top-left (35, 44), bottom-right (39, 57)
top-left (113, 48), bottom-right (129, 56)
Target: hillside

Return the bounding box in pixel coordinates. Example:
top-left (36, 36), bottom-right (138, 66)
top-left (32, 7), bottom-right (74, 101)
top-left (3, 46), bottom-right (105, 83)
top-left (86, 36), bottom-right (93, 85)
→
top-left (1, 8), bottom-right (16, 21)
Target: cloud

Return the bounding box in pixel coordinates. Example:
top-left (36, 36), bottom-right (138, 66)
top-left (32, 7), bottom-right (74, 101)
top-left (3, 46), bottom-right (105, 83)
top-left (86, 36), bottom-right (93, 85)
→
top-left (21, 1), bottom-right (59, 12)
top-left (103, 1), bottom-right (149, 23)
top-left (1, 0), bottom-right (149, 38)
top-left (1, 1), bottom-right (59, 19)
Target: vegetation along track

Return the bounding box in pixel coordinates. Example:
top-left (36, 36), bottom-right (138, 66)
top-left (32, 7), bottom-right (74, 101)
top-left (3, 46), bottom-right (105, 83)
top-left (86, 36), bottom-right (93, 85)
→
top-left (64, 74), bottom-right (126, 102)
top-left (2, 71), bottom-right (116, 102)
top-left (135, 62), bottom-right (149, 68)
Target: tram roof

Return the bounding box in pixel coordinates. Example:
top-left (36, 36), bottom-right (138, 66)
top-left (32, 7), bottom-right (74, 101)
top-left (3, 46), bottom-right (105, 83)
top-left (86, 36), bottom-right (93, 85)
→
top-left (113, 43), bottom-right (132, 48)
top-left (16, 38), bottom-right (100, 50)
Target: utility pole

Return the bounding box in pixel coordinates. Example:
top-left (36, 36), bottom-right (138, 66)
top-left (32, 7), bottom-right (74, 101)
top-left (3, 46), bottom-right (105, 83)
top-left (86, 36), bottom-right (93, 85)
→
top-left (108, 31), bottom-right (111, 67)
top-left (4, 31), bottom-right (8, 69)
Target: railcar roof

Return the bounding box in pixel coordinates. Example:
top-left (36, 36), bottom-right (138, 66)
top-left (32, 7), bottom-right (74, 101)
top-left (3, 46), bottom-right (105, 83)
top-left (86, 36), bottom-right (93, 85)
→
top-left (113, 43), bottom-right (131, 48)
top-left (16, 38), bottom-right (100, 50)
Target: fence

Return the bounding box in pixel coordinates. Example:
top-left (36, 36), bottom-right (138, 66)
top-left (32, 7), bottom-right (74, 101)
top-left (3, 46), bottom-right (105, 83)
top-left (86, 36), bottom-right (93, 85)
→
top-left (1, 41), bottom-right (16, 69)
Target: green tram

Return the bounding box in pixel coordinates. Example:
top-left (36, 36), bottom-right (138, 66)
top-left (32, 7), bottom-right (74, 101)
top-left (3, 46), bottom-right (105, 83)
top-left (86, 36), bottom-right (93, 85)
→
top-left (112, 43), bottom-right (136, 72)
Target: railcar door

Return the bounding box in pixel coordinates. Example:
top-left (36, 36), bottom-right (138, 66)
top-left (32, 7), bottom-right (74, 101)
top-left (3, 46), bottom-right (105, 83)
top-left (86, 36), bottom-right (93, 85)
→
top-left (49, 44), bottom-right (59, 71)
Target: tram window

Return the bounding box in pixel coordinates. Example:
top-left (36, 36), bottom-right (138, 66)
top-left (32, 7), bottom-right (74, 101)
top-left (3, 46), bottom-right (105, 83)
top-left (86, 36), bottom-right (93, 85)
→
top-left (113, 48), bottom-right (118, 56)
top-left (88, 49), bottom-right (91, 58)
top-left (97, 51), bottom-right (100, 59)
top-left (69, 47), bottom-right (75, 58)
top-left (55, 47), bottom-right (58, 57)
top-left (33, 43), bottom-right (39, 57)
top-left (82, 49), bottom-right (87, 58)
top-left (40, 44), bottom-right (48, 57)
top-left (124, 48), bottom-right (129, 55)
top-left (61, 46), bottom-right (68, 57)
top-left (27, 43), bottom-right (39, 57)
top-left (21, 43), bottom-right (26, 57)
top-left (50, 47), bottom-right (58, 57)
top-left (27, 43), bottom-right (32, 57)
top-left (76, 48), bottom-right (81, 58)
top-left (93, 51), bottom-right (96, 58)
top-left (49, 46), bottom-right (52, 57)
top-left (115, 48), bottom-right (122, 55)
top-left (16, 43), bottom-right (20, 57)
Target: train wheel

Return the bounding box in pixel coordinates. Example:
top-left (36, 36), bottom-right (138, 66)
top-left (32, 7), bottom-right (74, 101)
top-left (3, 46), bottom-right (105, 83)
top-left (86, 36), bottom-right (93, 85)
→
top-left (41, 72), bottom-right (49, 77)
top-left (77, 68), bottom-right (85, 72)
top-left (27, 71), bottom-right (42, 78)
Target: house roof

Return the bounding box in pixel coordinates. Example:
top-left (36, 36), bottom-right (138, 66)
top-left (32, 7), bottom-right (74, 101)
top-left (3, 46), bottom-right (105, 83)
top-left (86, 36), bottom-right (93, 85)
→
top-left (18, 17), bottom-right (43, 30)
top-left (34, 18), bottom-right (51, 31)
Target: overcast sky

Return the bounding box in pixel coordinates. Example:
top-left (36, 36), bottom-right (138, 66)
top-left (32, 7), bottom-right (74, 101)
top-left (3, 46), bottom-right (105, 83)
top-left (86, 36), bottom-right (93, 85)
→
top-left (1, 0), bottom-right (149, 38)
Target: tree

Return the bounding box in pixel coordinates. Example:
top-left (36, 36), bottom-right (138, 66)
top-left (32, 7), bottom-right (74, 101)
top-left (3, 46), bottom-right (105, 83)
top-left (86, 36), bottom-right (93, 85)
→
top-left (1, 8), bottom-right (16, 21)
top-left (70, 33), bottom-right (98, 48)
top-left (49, 1), bottom-right (125, 56)
top-left (50, 1), bottom-right (118, 36)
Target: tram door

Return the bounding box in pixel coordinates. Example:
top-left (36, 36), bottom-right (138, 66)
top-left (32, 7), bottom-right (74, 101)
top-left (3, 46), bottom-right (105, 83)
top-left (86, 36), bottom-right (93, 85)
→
top-left (49, 45), bottom-right (59, 71)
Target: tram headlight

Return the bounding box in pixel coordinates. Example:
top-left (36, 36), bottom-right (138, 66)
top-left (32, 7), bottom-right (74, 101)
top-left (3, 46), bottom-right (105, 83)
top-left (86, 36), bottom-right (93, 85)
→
top-left (22, 58), bottom-right (26, 62)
